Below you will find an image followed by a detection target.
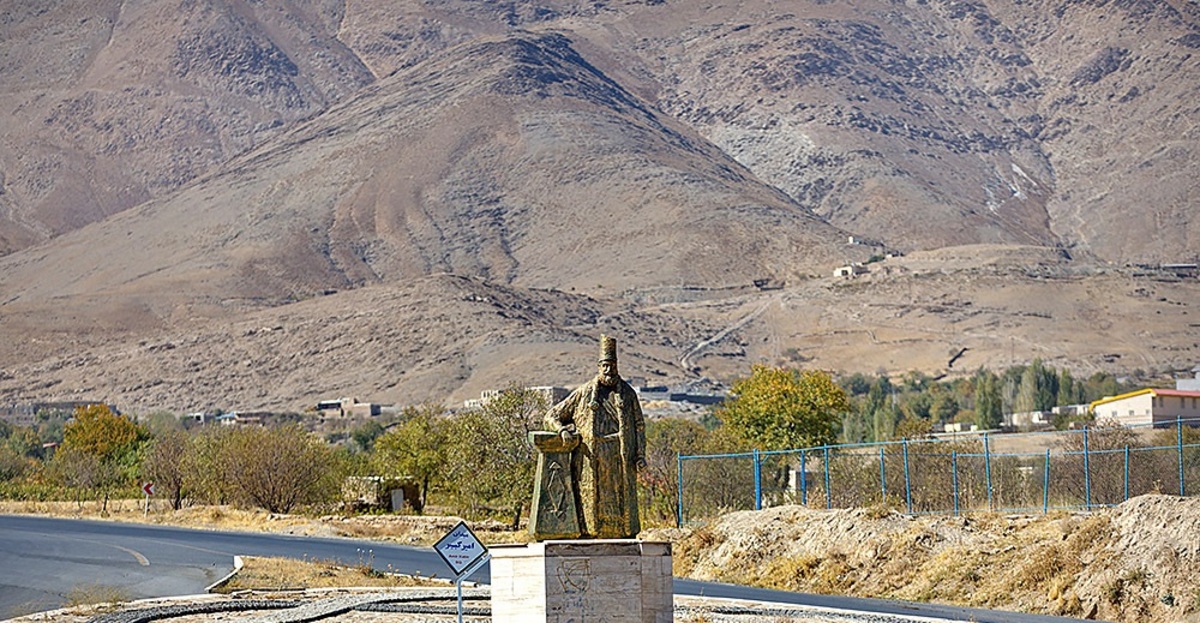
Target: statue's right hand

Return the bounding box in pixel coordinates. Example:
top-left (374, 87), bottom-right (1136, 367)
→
top-left (559, 426), bottom-right (577, 442)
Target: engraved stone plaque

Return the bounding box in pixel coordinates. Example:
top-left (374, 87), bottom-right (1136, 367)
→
top-left (529, 430), bottom-right (581, 540)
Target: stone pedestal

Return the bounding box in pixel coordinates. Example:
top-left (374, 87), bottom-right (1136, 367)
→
top-left (490, 540), bottom-right (672, 623)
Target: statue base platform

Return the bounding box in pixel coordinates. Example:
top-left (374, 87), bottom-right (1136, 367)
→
top-left (490, 540), bottom-right (672, 623)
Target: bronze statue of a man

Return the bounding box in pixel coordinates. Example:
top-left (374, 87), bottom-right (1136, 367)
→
top-left (542, 335), bottom-right (646, 539)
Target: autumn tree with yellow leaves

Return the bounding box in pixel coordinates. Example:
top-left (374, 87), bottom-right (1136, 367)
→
top-left (52, 404), bottom-right (148, 512)
top-left (715, 365), bottom-right (849, 451)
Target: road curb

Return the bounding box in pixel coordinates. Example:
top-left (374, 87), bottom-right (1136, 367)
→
top-left (205, 555), bottom-right (244, 593)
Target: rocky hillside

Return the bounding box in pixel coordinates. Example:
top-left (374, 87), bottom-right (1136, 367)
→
top-left (0, 1), bottom-right (1197, 412)
top-left (2, 1), bottom-right (1195, 262)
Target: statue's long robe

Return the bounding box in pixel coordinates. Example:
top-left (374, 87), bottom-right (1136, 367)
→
top-left (545, 377), bottom-right (645, 538)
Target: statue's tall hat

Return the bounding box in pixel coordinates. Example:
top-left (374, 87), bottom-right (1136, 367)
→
top-left (599, 334), bottom-right (617, 363)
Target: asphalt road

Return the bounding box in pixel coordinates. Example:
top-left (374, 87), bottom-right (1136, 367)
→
top-left (0, 515), bottom-right (1092, 622)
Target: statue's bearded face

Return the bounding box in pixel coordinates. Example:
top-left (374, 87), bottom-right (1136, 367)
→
top-left (598, 360), bottom-right (620, 386)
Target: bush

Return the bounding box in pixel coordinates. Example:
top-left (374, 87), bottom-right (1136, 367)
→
top-left (181, 425), bottom-right (343, 513)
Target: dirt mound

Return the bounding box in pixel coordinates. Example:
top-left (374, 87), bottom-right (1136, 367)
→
top-left (654, 494), bottom-right (1200, 622)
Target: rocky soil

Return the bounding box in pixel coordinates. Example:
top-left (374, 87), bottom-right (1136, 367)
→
top-left (1, 245), bottom-right (1196, 414)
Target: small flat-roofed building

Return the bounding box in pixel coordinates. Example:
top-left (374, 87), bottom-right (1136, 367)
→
top-left (527, 386), bottom-right (570, 408)
top-left (1176, 365), bottom-right (1200, 391)
top-left (833, 264), bottom-right (868, 278)
top-left (468, 386), bottom-right (569, 410)
top-left (315, 398), bottom-right (380, 418)
top-left (1089, 388), bottom-right (1200, 427)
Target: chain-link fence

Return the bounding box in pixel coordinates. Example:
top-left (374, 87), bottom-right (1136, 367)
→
top-left (676, 419), bottom-right (1200, 525)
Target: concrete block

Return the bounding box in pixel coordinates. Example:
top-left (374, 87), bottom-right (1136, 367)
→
top-left (491, 540), bottom-right (672, 623)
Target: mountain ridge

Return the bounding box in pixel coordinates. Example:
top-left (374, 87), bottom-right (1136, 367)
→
top-left (0, 0), bottom-right (1197, 412)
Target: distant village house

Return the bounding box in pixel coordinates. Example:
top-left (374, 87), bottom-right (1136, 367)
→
top-left (316, 397), bottom-right (381, 418)
top-left (464, 386), bottom-right (570, 410)
top-left (1089, 389), bottom-right (1200, 428)
top-left (833, 263), bottom-right (868, 278)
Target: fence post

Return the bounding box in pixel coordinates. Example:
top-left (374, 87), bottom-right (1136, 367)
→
top-left (1083, 426), bottom-right (1092, 511)
top-left (879, 445), bottom-right (887, 505)
top-left (800, 449), bottom-right (808, 506)
top-left (676, 454), bottom-right (684, 528)
top-left (1124, 445), bottom-right (1130, 502)
top-left (1043, 448), bottom-right (1050, 514)
top-left (984, 433), bottom-right (993, 511)
top-left (1180, 417), bottom-right (1186, 497)
top-left (951, 450), bottom-right (959, 517)
top-left (753, 449), bottom-right (762, 511)
top-left (824, 446), bottom-right (832, 510)
top-left (902, 438), bottom-right (912, 515)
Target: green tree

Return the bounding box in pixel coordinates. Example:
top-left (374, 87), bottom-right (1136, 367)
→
top-left (1057, 369), bottom-right (1084, 406)
top-left (34, 408), bottom-right (70, 446)
top-left (1035, 360), bottom-right (1059, 410)
top-left (1014, 365), bottom-right (1038, 414)
top-left (641, 418), bottom-right (707, 524)
top-left (715, 365), bottom-right (849, 451)
top-left (902, 370), bottom-right (931, 392)
top-left (0, 444), bottom-right (33, 482)
top-left (140, 411), bottom-right (182, 438)
top-left (1084, 372), bottom-right (1121, 402)
top-left (2, 424), bottom-right (42, 460)
top-left (872, 401), bottom-right (901, 441)
top-left (182, 427), bottom-right (238, 505)
top-left (445, 387), bottom-right (547, 527)
top-left (840, 404), bottom-right (873, 444)
top-left (372, 405), bottom-right (449, 512)
top-left (1000, 365), bottom-right (1024, 414)
top-left (865, 376), bottom-right (898, 441)
top-left (974, 369), bottom-right (1003, 430)
top-left (901, 392), bottom-right (933, 421)
top-left (840, 373), bottom-right (872, 396)
top-left (53, 405), bottom-right (148, 513)
top-left (1015, 359), bottom-right (1059, 413)
top-left (930, 391), bottom-right (958, 423)
top-left (350, 420), bottom-right (385, 453)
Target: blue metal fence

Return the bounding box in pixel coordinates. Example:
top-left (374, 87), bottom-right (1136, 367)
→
top-left (676, 418), bottom-right (1200, 526)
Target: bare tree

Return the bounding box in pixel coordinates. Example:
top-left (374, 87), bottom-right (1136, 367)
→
top-left (223, 425), bottom-right (341, 514)
top-left (143, 430), bottom-right (189, 510)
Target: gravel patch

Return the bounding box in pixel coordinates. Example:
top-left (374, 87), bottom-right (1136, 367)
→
top-left (86, 600), bottom-right (301, 623)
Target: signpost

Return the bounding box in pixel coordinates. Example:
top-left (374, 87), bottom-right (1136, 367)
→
top-left (434, 521), bottom-right (489, 623)
top-left (141, 482), bottom-right (154, 516)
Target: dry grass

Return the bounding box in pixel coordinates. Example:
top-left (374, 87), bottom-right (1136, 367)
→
top-left (666, 496), bottom-right (1200, 623)
top-left (218, 556), bottom-right (448, 592)
top-left (0, 499), bottom-right (333, 534)
top-left (62, 583), bottom-right (132, 610)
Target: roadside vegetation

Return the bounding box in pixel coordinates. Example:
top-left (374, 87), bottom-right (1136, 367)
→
top-left (216, 556), bottom-right (447, 592)
top-left (0, 363), bottom-right (1189, 622)
top-left (837, 360), bottom-right (1137, 443)
top-left (657, 494), bottom-right (1200, 623)
top-left (0, 362), bottom-right (1146, 527)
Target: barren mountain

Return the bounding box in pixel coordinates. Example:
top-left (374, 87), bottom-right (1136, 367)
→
top-left (0, 1), bottom-right (1197, 413)
top-left (0, 0), bottom-right (373, 253)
